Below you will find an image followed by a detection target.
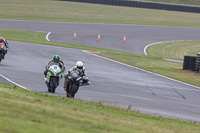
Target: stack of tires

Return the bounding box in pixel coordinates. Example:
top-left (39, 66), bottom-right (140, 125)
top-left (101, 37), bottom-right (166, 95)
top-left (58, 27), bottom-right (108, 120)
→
top-left (183, 56), bottom-right (190, 70)
top-left (189, 56), bottom-right (197, 71)
top-left (195, 53), bottom-right (200, 72)
top-left (183, 55), bottom-right (197, 71)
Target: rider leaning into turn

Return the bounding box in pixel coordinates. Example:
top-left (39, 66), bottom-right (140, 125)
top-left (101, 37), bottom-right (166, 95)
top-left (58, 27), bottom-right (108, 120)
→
top-left (63, 61), bottom-right (90, 89)
top-left (44, 55), bottom-right (65, 78)
top-left (0, 37), bottom-right (10, 59)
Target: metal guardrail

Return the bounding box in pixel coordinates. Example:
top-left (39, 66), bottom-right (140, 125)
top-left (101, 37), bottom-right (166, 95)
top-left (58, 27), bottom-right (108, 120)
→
top-left (59, 0), bottom-right (200, 13)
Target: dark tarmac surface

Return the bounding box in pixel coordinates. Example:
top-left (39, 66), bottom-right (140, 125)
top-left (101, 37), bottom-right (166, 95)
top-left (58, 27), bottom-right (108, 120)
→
top-left (1, 19), bottom-right (200, 54)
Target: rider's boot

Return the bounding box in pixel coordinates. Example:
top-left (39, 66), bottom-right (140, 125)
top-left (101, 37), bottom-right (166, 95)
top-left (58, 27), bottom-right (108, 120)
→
top-left (44, 70), bottom-right (48, 82)
top-left (2, 53), bottom-right (4, 59)
top-left (64, 81), bottom-right (68, 91)
top-left (63, 75), bottom-right (68, 89)
top-left (63, 81), bottom-right (66, 89)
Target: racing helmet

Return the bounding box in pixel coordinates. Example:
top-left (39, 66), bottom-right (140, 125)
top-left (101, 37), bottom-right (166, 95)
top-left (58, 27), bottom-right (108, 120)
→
top-left (0, 37), bottom-right (5, 43)
top-left (53, 55), bottom-right (60, 63)
top-left (76, 61), bottom-right (83, 70)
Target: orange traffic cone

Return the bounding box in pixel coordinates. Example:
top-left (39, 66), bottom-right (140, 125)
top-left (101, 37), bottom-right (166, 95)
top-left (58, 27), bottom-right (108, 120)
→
top-left (73, 32), bottom-right (77, 40)
top-left (123, 35), bottom-right (126, 43)
top-left (97, 33), bottom-right (100, 41)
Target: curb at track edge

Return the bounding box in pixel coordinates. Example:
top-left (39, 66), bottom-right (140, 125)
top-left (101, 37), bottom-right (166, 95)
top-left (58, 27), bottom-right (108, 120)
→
top-left (46, 32), bottom-right (51, 41)
top-left (82, 50), bottom-right (200, 91)
top-left (144, 40), bottom-right (196, 55)
top-left (0, 74), bottom-right (28, 90)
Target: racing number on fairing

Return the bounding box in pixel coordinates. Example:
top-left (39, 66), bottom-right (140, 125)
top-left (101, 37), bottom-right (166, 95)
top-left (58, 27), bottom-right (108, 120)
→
top-left (50, 65), bottom-right (59, 71)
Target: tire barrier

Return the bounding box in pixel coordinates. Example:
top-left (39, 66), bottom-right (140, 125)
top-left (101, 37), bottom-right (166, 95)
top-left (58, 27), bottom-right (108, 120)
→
top-left (183, 56), bottom-right (190, 70)
top-left (59, 0), bottom-right (200, 13)
top-left (195, 53), bottom-right (200, 72)
top-left (189, 56), bottom-right (196, 71)
top-left (183, 55), bottom-right (200, 72)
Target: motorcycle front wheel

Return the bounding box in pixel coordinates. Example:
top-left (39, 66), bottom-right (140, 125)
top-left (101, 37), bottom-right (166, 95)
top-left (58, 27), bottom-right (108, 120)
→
top-left (50, 78), bottom-right (57, 93)
top-left (67, 83), bottom-right (76, 99)
top-left (0, 53), bottom-right (2, 63)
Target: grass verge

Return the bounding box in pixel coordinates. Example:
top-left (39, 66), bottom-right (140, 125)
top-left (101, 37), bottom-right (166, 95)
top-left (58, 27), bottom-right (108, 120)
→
top-left (0, 82), bottom-right (200, 133)
top-left (147, 40), bottom-right (200, 60)
top-left (1, 0), bottom-right (200, 27)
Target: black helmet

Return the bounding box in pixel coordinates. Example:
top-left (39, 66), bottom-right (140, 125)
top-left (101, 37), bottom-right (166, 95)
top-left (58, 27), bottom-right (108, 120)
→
top-left (53, 55), bottom-right (60, 63)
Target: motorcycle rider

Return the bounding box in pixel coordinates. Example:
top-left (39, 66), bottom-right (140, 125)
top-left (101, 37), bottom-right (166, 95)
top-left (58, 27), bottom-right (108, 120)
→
top-left (44, 55), bottom-right (65, 79)
top-left (63, 61), bottom-right (90, 90)
top-left (0, 37), bottom-right (9, 59)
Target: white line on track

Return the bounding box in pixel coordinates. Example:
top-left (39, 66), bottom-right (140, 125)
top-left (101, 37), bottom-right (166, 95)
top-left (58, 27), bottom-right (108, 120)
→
top-left (82, 50), bottom-right (200, 91)
top-left (0, 74), bottom-right (28, 90)
top-left (144, 40), bottom-right (196, 55)
top-left (46, 32), bottom-right (51, 41)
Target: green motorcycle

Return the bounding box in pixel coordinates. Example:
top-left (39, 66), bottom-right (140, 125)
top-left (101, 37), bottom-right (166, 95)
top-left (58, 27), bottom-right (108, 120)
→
top-left (45, 63), bottom-right (63, 93)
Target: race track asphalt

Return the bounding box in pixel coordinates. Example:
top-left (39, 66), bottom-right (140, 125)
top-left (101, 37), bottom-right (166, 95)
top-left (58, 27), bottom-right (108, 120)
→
top-left (1, 20), bottom-right (200, 122)
top-left (1, 19), bottom-right (200, 54)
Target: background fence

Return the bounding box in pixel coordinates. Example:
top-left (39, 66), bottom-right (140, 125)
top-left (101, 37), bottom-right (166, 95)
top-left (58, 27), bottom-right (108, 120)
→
top-left (59, 0), bottom-right (200, 13)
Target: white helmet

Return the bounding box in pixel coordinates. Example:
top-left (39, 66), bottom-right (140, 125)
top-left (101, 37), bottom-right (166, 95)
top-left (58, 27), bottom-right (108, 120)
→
top-left (76, 61), bottom-right (83, 70)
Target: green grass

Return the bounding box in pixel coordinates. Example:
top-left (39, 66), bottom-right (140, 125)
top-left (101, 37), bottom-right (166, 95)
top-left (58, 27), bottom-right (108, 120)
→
top-left (147, 40), bottom-right (200, 60)
top-left (1, 0), bottom-right (200, 27)
top-left (0, 82), bottom-right (200, 133)
top-left (0, 29), bottom-right (46, 43)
